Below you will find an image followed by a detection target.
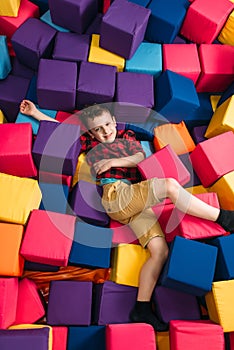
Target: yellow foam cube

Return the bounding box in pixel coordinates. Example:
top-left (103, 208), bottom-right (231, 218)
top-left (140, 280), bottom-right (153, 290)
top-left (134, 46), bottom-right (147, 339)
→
top-left (0, 0), bottom-right (21, 16)
top-left (0, 110), bottom-right (7, 123)
top-left (218, 10), bottom-right (234, 46)
top-left (186, 185), bottom-right (208, 195)
top-left (205, 280), bottom-right (234, 332)
top-left (208, 171), bottom-right (234, 210)
top-left (72, 153), bottom-right (96, 187)
top-left (205, 96), bottom-right (234, 138)
top-left (9, 324), bottom-right (52, 350)
top-left (210, 95), bottom-right (221, 112)
top-left (0, 172), bottom-right (42, 225)
top-left (110, 244), bottom-right (150, 287)
top-left (156, 331), bottom-right (170, 350)
top-left (88, 34), bottom-right (125, 72)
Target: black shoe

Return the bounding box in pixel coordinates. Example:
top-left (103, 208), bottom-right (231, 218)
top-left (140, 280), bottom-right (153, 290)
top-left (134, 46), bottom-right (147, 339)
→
top-left (129, 308), bottom-right (169, 332)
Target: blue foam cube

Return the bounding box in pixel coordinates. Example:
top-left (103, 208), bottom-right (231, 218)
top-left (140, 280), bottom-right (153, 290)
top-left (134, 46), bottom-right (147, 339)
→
top-left (67, 326), bottom-right (105, 350)
top-left (0, 36), bottom-right (11, 80)
top-left (39, 182), bottom-right (69, 214)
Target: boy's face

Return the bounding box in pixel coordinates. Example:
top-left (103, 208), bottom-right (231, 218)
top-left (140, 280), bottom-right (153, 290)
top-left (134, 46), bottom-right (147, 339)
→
top-left (87, 111), bottom-right (117, 143)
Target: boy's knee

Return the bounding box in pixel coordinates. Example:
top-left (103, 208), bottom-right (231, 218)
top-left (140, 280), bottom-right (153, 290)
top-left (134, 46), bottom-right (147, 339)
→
top-left (165, 177), bottom-right (180, 196)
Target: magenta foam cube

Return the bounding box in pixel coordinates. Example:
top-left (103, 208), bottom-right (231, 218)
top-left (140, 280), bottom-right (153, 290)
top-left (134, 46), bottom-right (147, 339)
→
top-left (180, 0), bottom-right (234, 44)
top-left (114, 71), bottom-right (154, 122)
top-left (196, 44), bottom-right (234, 93)
top-left (14, 278), bottom-right (45, 325)
top-left (190, 131), bottom-right (234, 187)
top-left (49, 0), bottom-right (98, 34)
top-left (0, 123), bottom-right (37, 178)
top-left (52, 327), bottom-right (68, 350)
top-left (0, 277), bottom-right (18, 329)
top-left (137, 144), bottom-right (190, 186)
top-left (20, 209), bottom-right (76, 266)
top-left (37, 58), bottom-right (77, 111)
top-left (76, 61), bottom-right (116, 109)
top-left (110, 219), bottom-right (139, 245)
top-left (100, 0), bottom-right (151, 59)
top-left (11, 18), bottom-right (57, 71)
top-left (52, 32), bottom-right (90, 62)
top-left (47, 280), bottom-right (93, 325)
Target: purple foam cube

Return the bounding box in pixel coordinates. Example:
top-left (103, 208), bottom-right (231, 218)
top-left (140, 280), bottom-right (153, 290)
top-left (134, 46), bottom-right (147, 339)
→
top-left (11, 57), bottom-right (35, 79)
top-left (32, 121), bottom-right (81, 175)
top-left (179, 153), bottom-right (201, 188)
top-left (153, 286), bottom-right (201, 323)
top-left (11, 18), bottom-right (57, 71)
top-left (85, 13), bottom-right (103, 35)
top-left (114, 71), bottom-right (154, 122)
top-left (93, 281), bottom-right (138, 324)
top-left (69, 180), bottom-right (110, 227)
top-left (52, 32), bottom-right (90, 62)
top-left (191, 125), bottom-right (208, 144)
top-left (48, 0), bottom-right (98, 34)
top-left (0, 74), bottom-right (30, 122)
top-left (100, 0), bottom-right (151, 59)
top-left (76, 61), bottom-right (116, 109)
top-left (37, 59), bottom-right (77, 110)
top-left (0, 328), bottom-right (50, 350)
top-left (47, 280), bottom-right (93, 325)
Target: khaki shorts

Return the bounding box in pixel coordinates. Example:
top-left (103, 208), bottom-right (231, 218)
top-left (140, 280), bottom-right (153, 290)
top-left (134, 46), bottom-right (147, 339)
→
top-left (101, 179), bottom-right (165, 248)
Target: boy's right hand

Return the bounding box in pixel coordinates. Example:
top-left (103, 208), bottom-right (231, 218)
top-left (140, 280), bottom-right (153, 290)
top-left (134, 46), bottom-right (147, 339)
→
top-left (20, 99), bottom-right (38, 117)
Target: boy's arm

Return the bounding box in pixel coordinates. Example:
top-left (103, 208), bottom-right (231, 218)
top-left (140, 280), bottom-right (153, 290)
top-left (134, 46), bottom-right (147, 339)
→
top-left (93, 152), bottom-right (145, 175)
top-left (20, 100), bottom-right (59, 123)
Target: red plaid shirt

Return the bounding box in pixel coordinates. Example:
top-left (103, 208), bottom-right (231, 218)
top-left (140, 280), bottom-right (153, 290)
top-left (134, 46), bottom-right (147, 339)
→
top-left (80, 129), bottom-right (145, 183)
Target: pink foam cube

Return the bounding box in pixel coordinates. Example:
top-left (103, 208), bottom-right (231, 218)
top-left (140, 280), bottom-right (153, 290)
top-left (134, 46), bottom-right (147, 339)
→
top-left (52, 327), bottom-right (68, 350)
top-left (196, 44), bottom-right (234, 93)
top-left (0, 277), bottom-right (18, 329)
top-left (137, 144), bottom-right (190, 186)
top-left (190, 131), bottom-right (234, 187)
top-left (163, 44), bottom-right (201, 84)
top-left (106, 323), bottom-right (156, 350)
top-left (110, 219), bottom-right (139, 245)
top-left (180, 0), bottom-right (234, 44)
top-left (20, 210), bottom-right (76, 266)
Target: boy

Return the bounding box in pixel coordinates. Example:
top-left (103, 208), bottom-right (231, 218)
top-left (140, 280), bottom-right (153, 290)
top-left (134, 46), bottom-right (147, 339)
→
top-left (20, 100), bottom-right (234, 331)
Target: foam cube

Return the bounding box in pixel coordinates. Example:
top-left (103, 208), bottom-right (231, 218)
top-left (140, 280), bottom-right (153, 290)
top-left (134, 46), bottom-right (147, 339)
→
top-left (114, 71), bottom-right (154, 122)
top-left (14, 278), bottom-right (45, 325)
top-left (0, 74), bottom-right (31, 122)
top-left (178, 153), bottom-right (201, 188)
top-left (32, 120), bottom-right (81, 176)
top-left (191, 125), bottom-right (207, 144)
top-left (0, 123), bottom-right (37, 178)
top-left (110, 244), bottom-right (150, 287)
top-left (154, 70), bottom-right (200, 123)
top-left (76, 61), bottom-right (116, 109)
top-left (88, 34), bottom-right (125, 72)
top-left (69, 221), bottom-right (113, 268)
top-left (47, 280), bottom-right (93, 325)
top-left (0, 277), bottom-right (18, 329)
top-left (156, 332), bottom-right (170, 350)
top-left (11, 18), bottom-right (57, 71)
top-left (100, 0), bottom-right (151, 59)
top-left (153, 286), bottom-right (201, 323)
top-left (196, 44), bottom-right (234, 93)
top-left (216, 81), bottom-right (234, 108)
top-left (48, 0), bottom-right (98, 34)
top-left (72, 153), bottom-right (96, 188)
top-left (37, 59), bottom-right (77, 111)
top-left (40, 10), bottom-right (70, 32)
top-left (190, 131), bottom-right (234, 187)
top-left (11, 57), bottom-right (35, 79)
top-left (67, 326), bottom-right (105, 350)
top-left (85, 12), bottom-right (103, 35)
top-left (218, 9), bottom-right (234, 45)
top-left (0, 35), bottom-right (11, 79)
top-left (93, 281), bottom-right (138, 324)
top-left (52, 32), bottom-right (90, 62)
top-left (137, 144), bottom-right (191, 186)
top-left (145, 0), bottom-right (189, 44)
top-left (162, 44), bottom-right (201, 84)
top-left (185, 92), bottom-right (214, 130)
top-left (205, 96), bottom-right (234, 139)
top-left (52, 327), bottom-right (68, 350)
top-left (153, 192), bottom-right (225, 242)
top-left (0, 222), bottom-right (24, 277)
top-left (209, 171), bottom-right (234, 210)
top-left (0, 327), bottom-right (51, 349)
top-left (110, 219), bottom-right (139, 245)
top-left (39, 171), bottom-right (73, 188)
top-left (20, 209), bottom-right (76, 266)
top-left (39, 182), bottom-right (69, 214)
top-left (69, 180), bottom-right (110, 227)
top-left (206, 280), bottom-right (234, 332)
top-left (0, 172), bottom-right (42, 225)
top-left (125, 42), bottom-right (162, 78)
top-left (0, 0), bottom-right (21, 16)
top-left (160, 236), bottom-right (218, 296)
top-left (153, 121), bottom-right (196, 155)
top-left (180, 0), bottom-right (234, 44)
top-left (106, 323), bottom-right (156, 350)
top-left (0, 110), bottom-right (7, 123)
top-left (170, 320), bottom-right (225, 350)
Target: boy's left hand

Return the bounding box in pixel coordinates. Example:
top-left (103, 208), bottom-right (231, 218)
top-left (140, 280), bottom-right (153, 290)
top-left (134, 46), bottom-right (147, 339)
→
top-left (93, 159), bottom-right (114, 175)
